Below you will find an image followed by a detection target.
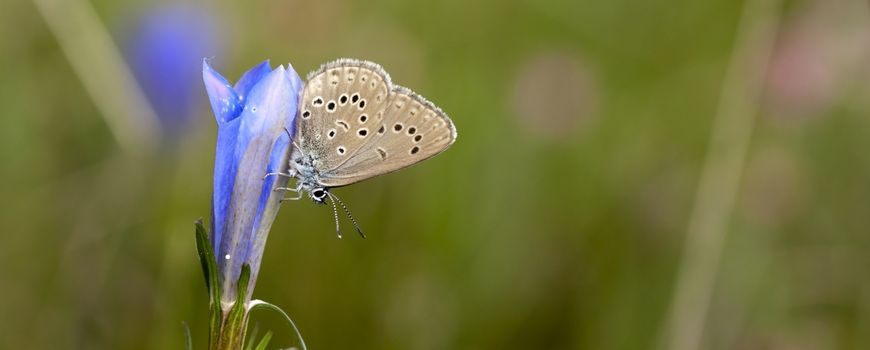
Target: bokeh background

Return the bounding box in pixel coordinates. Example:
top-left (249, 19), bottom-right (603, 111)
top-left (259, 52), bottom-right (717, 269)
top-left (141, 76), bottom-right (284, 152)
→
top-left (2, 0), bottom-right (870, 349)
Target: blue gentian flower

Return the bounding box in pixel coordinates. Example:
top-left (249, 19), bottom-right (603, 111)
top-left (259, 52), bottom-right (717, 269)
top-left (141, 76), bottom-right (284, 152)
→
top-left (203, 59), bottom-right (303, 305)
top-left (127, 6), bottom-right (220, 135)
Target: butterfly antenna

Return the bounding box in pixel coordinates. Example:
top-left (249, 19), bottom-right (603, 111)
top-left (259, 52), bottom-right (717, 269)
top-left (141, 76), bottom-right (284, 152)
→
top-left (326, 194), bottom-right (342, 239)
top-left (284, 127), bottom-right (305, 158)
top-left (328, 192), bottom-right (365, 239)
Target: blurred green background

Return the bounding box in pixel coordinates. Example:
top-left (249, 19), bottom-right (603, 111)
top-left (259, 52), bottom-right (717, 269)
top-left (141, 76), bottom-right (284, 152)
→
top-left (2, 0), bottom-right (870, 349)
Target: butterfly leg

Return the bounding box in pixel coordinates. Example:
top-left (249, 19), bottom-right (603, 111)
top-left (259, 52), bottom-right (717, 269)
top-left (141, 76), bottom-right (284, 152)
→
top-left (276, 180), bottom-right (303, 201)
top-left (275, 178), bottom-right (302, 192)
top-left (278, 184), bottom-right (303, 201)
top-left (279, 192), bottom-right (303, 202)
top-left (263, 171), bottom-right (295, 180)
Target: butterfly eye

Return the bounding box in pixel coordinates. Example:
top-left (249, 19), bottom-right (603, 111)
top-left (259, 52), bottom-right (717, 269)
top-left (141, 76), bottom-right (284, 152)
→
top-left (339, 94), bottom-right (348, 105)
top-left (358, 99), bottom-right (366, 109)
top-left (326, 101), bottom-right (337, 112)
top-left (312, 189), bottom-right (327, 201)
top-left (351, 93), bottom-right (360, 104)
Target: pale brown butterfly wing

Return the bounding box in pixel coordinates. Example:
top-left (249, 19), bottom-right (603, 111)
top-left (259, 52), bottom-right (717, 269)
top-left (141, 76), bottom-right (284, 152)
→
top-left (318, 87), bottom-right (456, 187)
top-left (296, 59), bottom-right (392, 166)
top-left (297, 59), bottom-right (456, 188)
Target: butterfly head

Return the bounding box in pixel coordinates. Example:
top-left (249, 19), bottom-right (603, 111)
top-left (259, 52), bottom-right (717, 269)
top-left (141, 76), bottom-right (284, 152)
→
top-left (310, 187), bottom-right (329, 204)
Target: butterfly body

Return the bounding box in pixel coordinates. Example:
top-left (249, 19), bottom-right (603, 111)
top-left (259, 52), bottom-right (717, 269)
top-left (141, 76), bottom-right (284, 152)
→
top-left (289, 152), bottom-right (329, 204)
top-left (280, 58), bottom-right (457, 236)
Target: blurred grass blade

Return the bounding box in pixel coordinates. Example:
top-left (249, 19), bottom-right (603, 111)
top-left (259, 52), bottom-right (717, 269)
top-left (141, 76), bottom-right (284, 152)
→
top-left (659, 0), bottom-right (783, 349)
top-left (252, 331), bottom-right (273, 350)
top-left (32, 0), bottom-right (160, 153)
top-left (244, 323), bottom-right (259, 350)
top-left (248, 300), bottom-right (307, 350)
top-left (182, 321), bottom-right (193, 350)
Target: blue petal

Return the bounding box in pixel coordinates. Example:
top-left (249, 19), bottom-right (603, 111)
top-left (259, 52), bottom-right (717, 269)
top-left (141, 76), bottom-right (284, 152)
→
top-left (284, 62), bottom-right (304, 135)
top-left (233, 60), bottom-right (272, 101)
top-left (244, 65), bottom-right (302, 277)
top-left (255, 123), bottom-right (294, 229)
top-left (245, 64), bottom-right (302, 292)
top-left (203, 59), bottom-right (242, 123)
top-left (256, 65), bottom-right (301, 216)
top-left (246, 131), bottom-right (291, 277)
top-left (216, 66), bottom-right (298, 292)
top-left (210, 116), bottom-right (241, 252)
top-left (232, 65), bottom-right (296, 171)
top-left (257, 132), bottom-right (290, 220)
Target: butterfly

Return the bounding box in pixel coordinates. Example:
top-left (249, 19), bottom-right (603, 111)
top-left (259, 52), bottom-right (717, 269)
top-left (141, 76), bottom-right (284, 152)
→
top-left (272, 59), bottom-right (457, 238)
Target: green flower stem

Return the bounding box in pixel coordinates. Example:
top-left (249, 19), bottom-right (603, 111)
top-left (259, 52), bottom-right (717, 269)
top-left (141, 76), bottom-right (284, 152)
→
top-left (215, 265), bottom-right (251, 350)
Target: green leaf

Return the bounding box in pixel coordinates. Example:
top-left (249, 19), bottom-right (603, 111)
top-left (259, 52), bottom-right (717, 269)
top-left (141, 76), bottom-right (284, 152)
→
top-left (253, 331), bottom-right (273, 350)
top-left (248, 300), bottom-right (307, 350)
top-left (194, 219), bottom-right (220, 303)
top-left (194, 219), bottom-right (222, 349)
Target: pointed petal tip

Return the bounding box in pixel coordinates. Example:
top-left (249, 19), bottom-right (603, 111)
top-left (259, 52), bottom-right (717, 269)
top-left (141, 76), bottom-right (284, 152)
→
top-left (252, 60), bottom-right (272, 72)
top-left (234, 60), bottom-right (277, 99)
top-left (201, 58), bottom-right (224, 80)
top-left (202, 57), bottom-right (218, 71)
top-left (202, 60), bottom-right (242, 123)
top-left (284, 62), bottom-right (304, 92)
